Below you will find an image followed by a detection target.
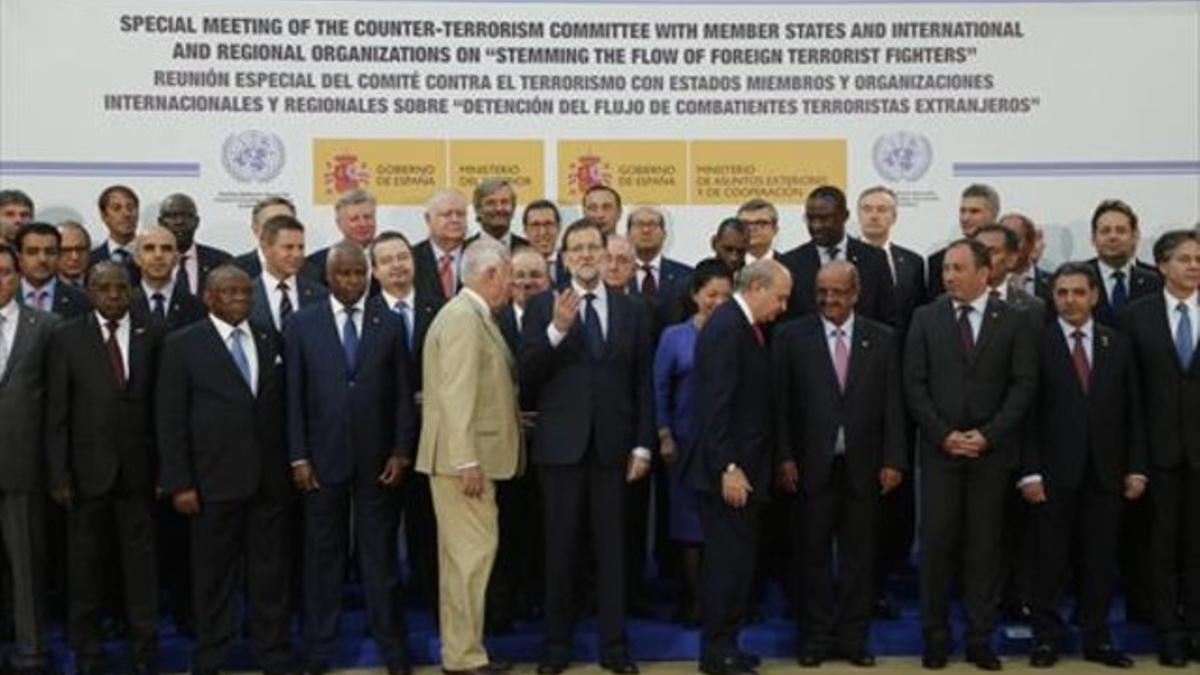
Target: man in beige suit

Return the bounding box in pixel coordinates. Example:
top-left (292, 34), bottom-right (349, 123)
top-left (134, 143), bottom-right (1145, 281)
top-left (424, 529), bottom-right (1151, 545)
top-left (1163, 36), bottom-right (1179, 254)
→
top-left (417, 237), bottom-right (522, 675)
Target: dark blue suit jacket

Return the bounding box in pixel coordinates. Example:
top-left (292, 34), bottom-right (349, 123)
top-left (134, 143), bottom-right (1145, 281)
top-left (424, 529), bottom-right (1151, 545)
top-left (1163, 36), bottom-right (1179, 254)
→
top-left (285, 296), bottom-right (416, 485)
top-left (520, 285), bottom-right (655, 467)
top-left (687, 300), bottom-right (773, 501)
top-left (250, 274), bottom-right (328, 339)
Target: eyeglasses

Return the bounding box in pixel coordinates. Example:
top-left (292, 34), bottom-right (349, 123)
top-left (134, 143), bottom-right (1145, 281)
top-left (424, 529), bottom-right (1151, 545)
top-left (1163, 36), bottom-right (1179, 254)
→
top-left (567, 243), bottom-right (604, 254)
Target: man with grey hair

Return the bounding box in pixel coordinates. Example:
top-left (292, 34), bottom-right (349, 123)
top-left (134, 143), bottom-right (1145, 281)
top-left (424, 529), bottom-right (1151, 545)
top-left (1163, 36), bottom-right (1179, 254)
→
top-left (1000, 212), bottom-right (1052, 303)
top-left (418, 237), bottom-right (520, 675)
top-left (927, 183), bottom-right (1002, 298)
top-left (303, 189), bottom-right (379, 287)
top-left (413, 189), bottom-right (470, 301)
top-left (690, 258), bottom-right (791, 675)
top-left (466, 178), bottom-right (530, 251)
top-left (56, 220), bottom-right (92, 288)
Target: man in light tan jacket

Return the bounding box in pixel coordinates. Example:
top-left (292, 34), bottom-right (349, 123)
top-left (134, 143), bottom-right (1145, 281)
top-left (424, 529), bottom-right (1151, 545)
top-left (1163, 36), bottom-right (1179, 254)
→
top-left (417, 237), bottom-right (522, 675)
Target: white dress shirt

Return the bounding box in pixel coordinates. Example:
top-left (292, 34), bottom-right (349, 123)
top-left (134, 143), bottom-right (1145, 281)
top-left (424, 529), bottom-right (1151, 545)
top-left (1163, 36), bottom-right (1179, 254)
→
top-left (548, 280), bottom-right (608, 346)
top-left (822, 313), bottom-right (855, 455)
top-left (331, 296), bottom-right (366, 348)
top-left (381, 287), bottom-right (417, 333)
top-left (732, 292), bottom-right (755, 327)
top-left (745, 249), bottom-right (775, 265)
top-left (1097, 259), bottom-right (1135, 302)
top-left (953, 292), bottom-right (989, 342)
top-left (94, 311), bottom-right (131, 380)
top-left (818, 235), bottom-right (850, 265)
top-left (1058, 317), bottom-right (1094, 365)
top-left (210, 314), bottom-right (259, 395)
top-left (141, 276), bottom-right (177, 312)
top-left (261, 268), bottom-right (299, 331)
top-left (179, 244), bottom-right (200, 295)
top-left (20, 278), bottom-right (57, 312)
top-left (103, 238), bottom-right (136, 263)
top-left (635, 253), bottom-right (662, 289)
top-left (1165, 288), bottom-right (1200, 352)
top-left (430, 240), bottom-right (463, 291)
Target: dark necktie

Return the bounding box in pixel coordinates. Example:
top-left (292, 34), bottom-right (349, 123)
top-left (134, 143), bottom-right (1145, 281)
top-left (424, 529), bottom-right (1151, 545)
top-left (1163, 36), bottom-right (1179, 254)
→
top-left (957, 305), bottom-right (975, 352)
top-left (583, 292), bottom-right (604, 359)
top-left (342, 306), bottom-right (359, 370)
top-left (751, 324), bottom-right (765, 347)
top-left (640, 265), bottom-right (658, 296)
top-left (393, 300), bottom-right (413, 352)
top-left (989, 288), bottom-right (1002, 302)
top-left (151, 292), bottom-right (166, 320)
top-left (277, 281), bottom-right (293, 327)
top-left (1071, 329), bottom-right (1090, 393)
top-left (826, 245), bottom-right (841, 261)
top-left (1111, 270), bottom-right (1128, 310)
top-left (105, 320), bottom-right (126, 389)
top-left (177, 256), bottom-right (192, 295)
top-left (1177, 303), bottom-right (1194, 369)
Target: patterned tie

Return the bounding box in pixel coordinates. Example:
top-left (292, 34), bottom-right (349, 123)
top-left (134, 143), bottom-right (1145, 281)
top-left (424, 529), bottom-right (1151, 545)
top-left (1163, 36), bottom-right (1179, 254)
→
top-left (438, 254), bottom-right (454, 298)
top-left (1176, 303), bottom-right (1194, 369)
top-left (228, 327), bottom-right (253, 390)
top-left (833, 328), bottom-right (849, 391)
top-left (583, 292), bottom-right (604, 359)
top-left (394, 300), bottom-right (413, 352)
top-left (151, 292), bottom-right (166, 320)
top-left (177, 255), bottom-right (192, 295)
top-left (1110, 271), bottom-right (1128, 310)
top-left (639, 265), bottom-right (658, 296)
top-left (342, 306), bottom-right (359, 370)
top-left (277, 281), bottom-right (293, 328)
top-left (957, 305), bottom-right (975, 352)
top-left (1071, 329), bottom-right (1090, 393)
top-left (105, 320), bottom-right (126, 388)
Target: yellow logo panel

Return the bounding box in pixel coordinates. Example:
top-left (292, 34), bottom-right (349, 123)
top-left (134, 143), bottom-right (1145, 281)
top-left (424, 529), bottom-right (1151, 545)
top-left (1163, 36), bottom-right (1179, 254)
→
top-left (314, 139), bottom-right (446, 205)
top-left (449, 140), bottom-right (545, 201)
top-left (557, 140), bottom-right (688, 205)
top-left (690, 140), bottom-right (847, 206)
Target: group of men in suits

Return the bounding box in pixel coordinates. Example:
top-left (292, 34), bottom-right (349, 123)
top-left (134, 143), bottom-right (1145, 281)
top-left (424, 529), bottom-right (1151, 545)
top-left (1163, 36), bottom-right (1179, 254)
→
top-left (0, 173), bottom-right (1197, 675)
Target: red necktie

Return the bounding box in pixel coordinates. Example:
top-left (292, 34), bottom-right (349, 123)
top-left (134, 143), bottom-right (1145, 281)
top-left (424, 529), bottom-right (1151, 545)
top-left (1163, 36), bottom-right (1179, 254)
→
top-left (640, 265), bottom-right (658, 296)
top-left (1071, 330), bottom-right (1090, 393)
top-left (957, 305), bottom-right (974, 352)
top-left (751, 324), bottom-right (765, 347)
top-left (438, 254), bottom-right (454, 298)
top-left (105, 320), bottom-right (126, 389)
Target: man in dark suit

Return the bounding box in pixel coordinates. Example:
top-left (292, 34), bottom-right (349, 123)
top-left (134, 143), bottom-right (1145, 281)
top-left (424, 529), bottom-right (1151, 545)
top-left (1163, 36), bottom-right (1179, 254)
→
top-left (773, 261), bottom-right (907, 667)
top-left (520, 218), bottom-right (654, 675)
top-left (249, 215), bottom-right (327, 339)
top-left (1120, 230), bottom-right (1200, 667)
top-left (1000, 213), bottom-right (1052, 304)
top-left (89, 185), bottom-right (141, 284)
top-left (131, 225), bottom-right (207, 331)
top-left (582, 185), bottom-right (623, 238)
top-left (15, 221), bottom-right (91, 318)
top-left (856, 185), bottom-right (925, 617)
top-left (157, 266), bottom-right (294, 675)
top-left (56, 221), bottom-right (92, 288)
top-left (904, 238), bottom-right (1038, 671)
top-left (464, 177), bottom-right (530, 251)
top-left (1019, 262), bottom-right (1146, 669)
top-left (625, 205), bottom-right (692, 304)
top-left (974, 224), bottom-right (1046, 319)
top-left (688, 259), bottom-right (791, 675)
top-left (157, 193), bottom-right (233, 297)
top-left (287, 243), bottom-right (415, 675)
top-left (232, 196), bottom-right (297, 278)
top-left (413, 190), bottom-right (470, 302)
top-left (0, 189), bottom-right (34, 244)
top-left (303, 189), bottom-right (378, 285)
top-left (927, 184), bottom-right (1001, 298)
top-left (1088, 199), bottom-right (1163, 327)
top-left (0, 242), bottom-right (58, 674)
top-left (521, 200), bottom-right (563, 286)
top-left (780, 186), bottom-right (896, 326)
top-left (370, 230), bottom-right (445, 614)
top-left (47, 262), bottom-right (163, 675)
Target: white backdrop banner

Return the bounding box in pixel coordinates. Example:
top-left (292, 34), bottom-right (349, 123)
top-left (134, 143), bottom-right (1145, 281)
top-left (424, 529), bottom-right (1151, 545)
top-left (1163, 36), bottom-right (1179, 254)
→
top-left (1, 0), bottom-right (1197, 263)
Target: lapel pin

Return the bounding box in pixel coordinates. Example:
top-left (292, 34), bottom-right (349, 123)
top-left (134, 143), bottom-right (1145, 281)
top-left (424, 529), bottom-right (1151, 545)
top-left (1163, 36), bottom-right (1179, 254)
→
top-left (1100, 334), bottom-right (1109, 348)
top-left (861, 339), bottom-right (870, 348)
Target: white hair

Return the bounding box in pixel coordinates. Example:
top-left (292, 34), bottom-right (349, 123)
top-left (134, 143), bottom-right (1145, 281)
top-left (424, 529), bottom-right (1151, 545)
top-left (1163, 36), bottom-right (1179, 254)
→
top-left (461, 238), bottom-right (510, 285)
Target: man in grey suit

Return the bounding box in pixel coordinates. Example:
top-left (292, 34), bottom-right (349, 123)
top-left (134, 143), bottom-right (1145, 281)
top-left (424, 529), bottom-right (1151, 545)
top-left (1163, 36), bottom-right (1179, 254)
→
top-left (904, 238), bottom-right (1038, 671)
top-left (0, 242), bottom-right (59, 674)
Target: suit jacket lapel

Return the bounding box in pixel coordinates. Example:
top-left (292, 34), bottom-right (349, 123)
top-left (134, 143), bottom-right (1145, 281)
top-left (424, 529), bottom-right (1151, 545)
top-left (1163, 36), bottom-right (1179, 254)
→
top-left (252, 325), bottom-right (274, 395)
top-left (466, 295), bottom-right (515, 375)
top-left (1, 308), bottom-right (35, 386)
top-left (843, 322), bottom-right (871, 395)
top-left (973, 299), bottom-right (1003, 360)
top-left (810, 321), bottom-right (842, 395)
top-left (251, 279), bottom-right (273, 331)
top-left (603, 289), bottom-right (623, 359)
top-left (940, 299), bottom-right (970, 364)
top-left (200, 321), bottom-right (254, 398)
top-left (355, 301), bottom-right (385, 373)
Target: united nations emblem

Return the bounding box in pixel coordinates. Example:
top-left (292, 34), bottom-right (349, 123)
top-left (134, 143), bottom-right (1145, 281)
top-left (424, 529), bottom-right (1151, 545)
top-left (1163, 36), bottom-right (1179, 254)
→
top-left (872, 131), bottom-right (933, 182)
top-left (221, 130), bottom-right (286, 183)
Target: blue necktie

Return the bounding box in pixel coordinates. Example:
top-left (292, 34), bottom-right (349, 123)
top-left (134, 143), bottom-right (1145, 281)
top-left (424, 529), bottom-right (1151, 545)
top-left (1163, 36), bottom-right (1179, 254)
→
top-left (343, 306), bottom-right (359, 370)
top-left (393, 300), bottom-right (413, 352)
top-left (229, 328), bottom-right (253, 390)
top-left (1176, 303), bottom-right (1194, 369)
top-left (1111, 271), bottom-right (1128, 310)
top-left (583, 292), bottom-right (604, 359)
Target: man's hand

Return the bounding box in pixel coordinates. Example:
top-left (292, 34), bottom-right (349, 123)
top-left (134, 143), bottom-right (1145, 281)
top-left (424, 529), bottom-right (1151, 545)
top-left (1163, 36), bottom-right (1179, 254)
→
top-left (172, 489), bottom-right (201, 516)
top-left (961, 429), bottom-right (989, 456)
top-left (721, 467), bottom-right (752, 508)
top-left (775, 460), bottom-right (799, 494)
top-left (51, 480), bottom-right (75, 509)
top-left (551, 289), bottom-right (581, 333)
top-left (658, 430), bottom-right (678, 465)
top-left (378, 456), bottom-right (409, 488)
top-left (1123, 474), bottom-right (1147, 500)
top-left (459, 465), bottom-right (485, 498)
top-left (626, 454), bottom-right (651, 482)
top-left (879, 467), bottom-right (903, 495)
top-left (1020, 480), bottom-right (1047, 504)
top-left (292, 462), bottom-right (320, 493)
top-left (942, 431), bottom-right (969, 456)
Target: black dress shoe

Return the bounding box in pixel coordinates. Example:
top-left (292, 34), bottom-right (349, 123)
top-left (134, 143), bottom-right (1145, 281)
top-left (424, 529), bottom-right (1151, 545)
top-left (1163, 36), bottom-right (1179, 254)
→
top-left (1029, 643), bottom-right (1058, 668)
top-left (1157, 647), bottom-right (1188, 668)
top-left (387, 662), bottom-right (413, 675)
top-left (797, 647), bottom-right (826, 668)
top-left (966, 645), bottom-right (1003, 671)
top-left (130, 661), bottom-right (158, 675)
top-left (698, 656), bottom-right (756, 675)
top-left (922, 643), bottom-right (949, 669)
top-left (1083, 645), bottom-right (1133, 668)
top-left (598, 654), bottom-right (639, 674)
top-left (735, 652), bottom-right (761, 669)
top-left (840, 648), bottom-right (877, 667)
top-left (536, 660), bottom-right (567, 675)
